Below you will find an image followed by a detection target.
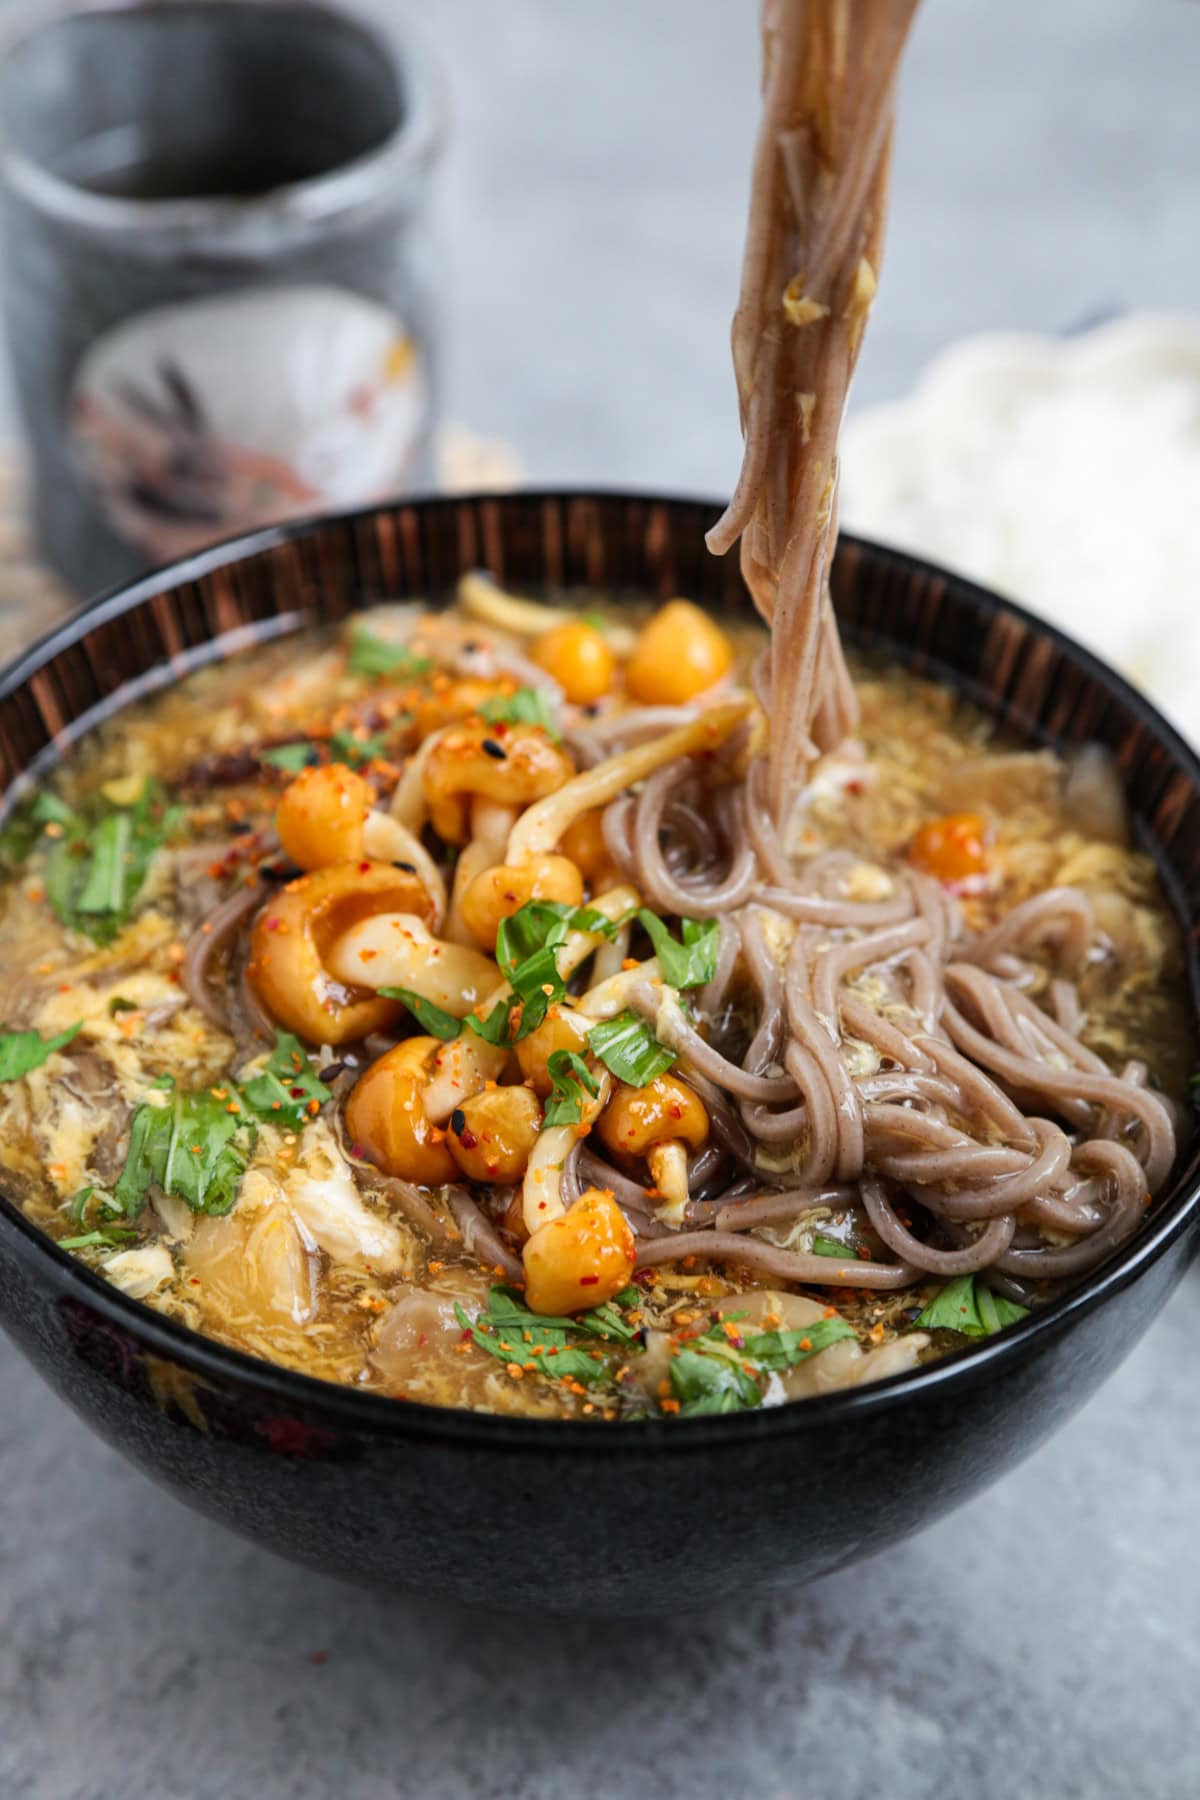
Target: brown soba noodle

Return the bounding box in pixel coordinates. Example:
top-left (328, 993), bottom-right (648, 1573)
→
top-left (708, 0), bottom-right (921, 808)
top-left (0, 0), bottom-right (1187, 1420)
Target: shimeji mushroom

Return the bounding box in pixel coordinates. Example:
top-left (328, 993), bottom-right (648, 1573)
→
top-left (596, 1074), bottom-right (710, 1226)
top-left (248, 862), bottom-right (436, 1045)
top-left (324, 912), bottom-right (497, 1020)
top-left (452, 704), bottom-right (748, 960)
top-left (521, 1186), bottom-right (636, 1316)
top-left (420, 882), bottom-right (642, 1126)
top-left (275, 762), bottom-right (448, 928)
top-left (421, 718), bottom-right (581, 947)
top-left (456, 569), bottom-right (636, 655)
top-left (344, 1036), bottom-right (460, 1187)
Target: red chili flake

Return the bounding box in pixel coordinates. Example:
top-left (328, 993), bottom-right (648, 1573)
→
top-left (579, 1274), bottom-right (599, 1286)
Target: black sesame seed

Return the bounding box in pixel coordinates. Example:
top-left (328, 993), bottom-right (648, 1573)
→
top-left (450, 1108), bottom-right (467, 1136)
top-left (394, 861), bottom-right (417, 873)
top-left (482, 738), bottom-right (507, 760)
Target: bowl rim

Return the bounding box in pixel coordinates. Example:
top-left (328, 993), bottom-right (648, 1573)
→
top-left (2, 485), bottom-right (1198, 1451)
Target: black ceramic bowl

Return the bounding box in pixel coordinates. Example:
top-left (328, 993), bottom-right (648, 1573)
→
top-left (0, 492), bottom-right (1197, 1615)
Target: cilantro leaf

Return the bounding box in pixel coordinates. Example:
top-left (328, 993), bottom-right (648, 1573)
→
top-left (739, 1316), bottom-right (856, 1369)
top-left (0, 790), bottom-right (76, 868)
top-left (260, 742), bottom-right (318, 774)
top-left (113, 1090), bottom-right (257, 1219)
top-left (636, 911), bottom-right (720, 990)
top-left (496, 900), bottom-right (618, 972)
top-left (456, 902), bottom-right (623, 1049)
top-left (463, 999), bottom-right (517, 1046)
top-left (667, 1312), bottom-right (857, 1416)
top-left (976, 1283), bottom-right (1030, 1335)
top-left (329, 729), bottom-right (387, 767)
top-left (669, 1345), bottom-right (761, 1416)
top-left (59, 1226), bottom-right (141, 1251)
top-left (915, 1274), bottom-right (1028, 1337)
top-left (67, 1185), bottom-right (95, 1225)
top-left (495, 901), bottom-right (573, 974)
top-left (0, 1020), bottom-right (83, 1082)
top-left (42, 779), bottom-right (180, 945)
top-left (812, 1233), bottom-right (851, 1259)
top-left (348, 624), bottom-right (433, 679)
top-left (543, 1048), bottom-right (600, 1127)
top-left (239, 1031), bottom-right (332, 1131)
top-left (586, 1011), bottom-right (676, 1086)
top-left (479, 687), bottom-right (561, 740)
top-left (454, 1292), bottom-right (613, 1387)
top-left (377, 987), bottom-right (462, 1040)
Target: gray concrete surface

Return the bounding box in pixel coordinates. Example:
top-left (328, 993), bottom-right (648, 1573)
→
top-left (3, 2), bottom-right (1200, 1795)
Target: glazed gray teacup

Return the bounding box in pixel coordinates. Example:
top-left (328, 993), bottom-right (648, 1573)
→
top-left (0, 0), bottom-right (445, 596)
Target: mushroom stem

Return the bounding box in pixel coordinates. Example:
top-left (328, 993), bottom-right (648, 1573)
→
top-left (648, 1141), bottom-right (691, 1226)
top-left (506, 703), bottom-right (750, 863)
top-left (361, 811), bottom-right (447, 929)
top-left (324, 913), bottom-right (497, 1015)
top-left (445, 797), bottom-right (516, 945)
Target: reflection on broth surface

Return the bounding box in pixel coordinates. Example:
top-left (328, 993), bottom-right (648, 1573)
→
top-left (0, 585), bottom-right (1189, 1420)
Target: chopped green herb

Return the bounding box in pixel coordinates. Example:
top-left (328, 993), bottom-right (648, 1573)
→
top-left (0, 790), bottom-right (76, 867)
top-left (495, 904), bottom-right (570, 1035)
top-left (454, 901), bottom-right (623, 1048)
top-left (239, 1031), bottom-right (332, 1132)
top-left (41, 780), bottom-right (181, 945)
top-left (113, 1090), bottom-right (257, 1220)
top-left (329, 728), bottom-right (387, 767)
top-left (915, 1273), bottom-right (1029, 1337)
top-left (59, 1226), bottom-right (141, 1251)
top-left (812, 1233), bottom-right (851, 1259)
top-left (542, 1048), bottom-right (600, 1127)
top-left (587, 1010), bottom-right (676, 1086)
top-left (738, 1317), bottom-right (856, 1370)
top-left (0, 1020), bottom-right (82, 1082)
top-left (259, 741), bottom-right (319, 774)
top-left (581, 610), bottom-right (608, 633)
top-left (667, 1312), bottom-right (857, 1416)
top-left (636, 910), bottom-right (720, 990)
top-left (496, 900), bottom-right (618, 974)
top-left (149, 1073), bottom-right (176, 1090)
top-left (378, 987), bottom-right (462, 1040)
top-left (108, 995), bottom-right (139, 1017)
top-left (454, 1288), bottom-right (616, 1387)
top-left (347, 624), bottom-right (433, 679)
top-left (479, 687), bottom-right (560, 740)
top-left (67, 1185), bottom-right (94, 1225)
top-left (463, 999), bottom-right (517, 1046)
top-left (669, 1345), bottom-right (762, 1415)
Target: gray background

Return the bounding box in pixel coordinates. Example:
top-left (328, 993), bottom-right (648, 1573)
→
top-left (3, 2), bottom-right (1200, 1796)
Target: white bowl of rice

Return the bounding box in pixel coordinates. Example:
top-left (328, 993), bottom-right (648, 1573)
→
top-left (841, 313), bottom-right (1200, 744)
